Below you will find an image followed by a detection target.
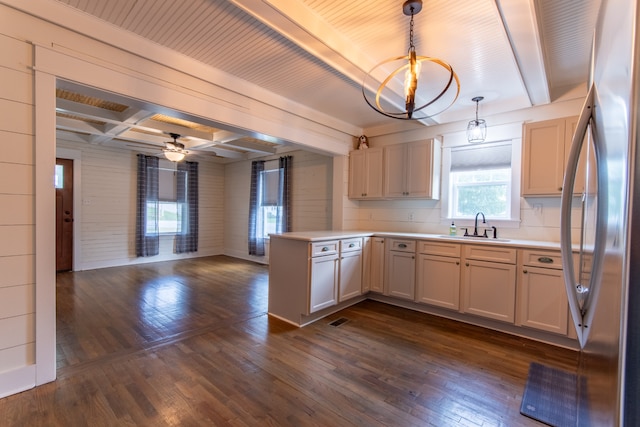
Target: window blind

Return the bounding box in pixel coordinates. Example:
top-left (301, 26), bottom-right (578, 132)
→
top-left (450, 142), bottom-right (512, 172)
top-left (262, 169), bottom-right (280, 206)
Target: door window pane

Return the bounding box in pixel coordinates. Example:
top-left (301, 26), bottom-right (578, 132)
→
top-left (55, 164), bottom-right (64, 189)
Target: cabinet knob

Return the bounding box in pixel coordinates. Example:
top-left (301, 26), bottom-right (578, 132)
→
top-left (523, 269), bottom-right (528, 274)
top-left (465, 262), bottom-right (469, 267)
top-left (558, 187), bottom-right (563, 191)
top-left (456, 261), bottom-right (460, 265)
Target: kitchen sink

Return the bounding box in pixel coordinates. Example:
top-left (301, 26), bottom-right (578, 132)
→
top-left (438, 235), bottom-right (511, 243)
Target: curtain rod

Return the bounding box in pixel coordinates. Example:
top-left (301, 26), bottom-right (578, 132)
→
top-left (262, 155), bottom-right (292, 163)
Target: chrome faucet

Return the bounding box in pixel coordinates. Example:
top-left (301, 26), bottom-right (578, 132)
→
top-left (474, 212), bottom-right (486, 237)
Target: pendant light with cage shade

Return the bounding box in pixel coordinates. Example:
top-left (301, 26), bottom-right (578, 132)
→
top-left (361, 0), bottom-right (460, 120)
top-left (467, 96), bottom-right (487, 143)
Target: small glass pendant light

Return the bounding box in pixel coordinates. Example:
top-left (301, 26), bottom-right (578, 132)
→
top-left (467, 96), bottom-right (487, 143)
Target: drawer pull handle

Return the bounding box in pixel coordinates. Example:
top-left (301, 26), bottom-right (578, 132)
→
top-left (349, 243), bottom-right (355, 248)
top-left (321, 247), bottom-right (329, 252)
top-left (538, 257), bottom-right (554, 264)
top-left (398, 243), bottom-right (407, 248)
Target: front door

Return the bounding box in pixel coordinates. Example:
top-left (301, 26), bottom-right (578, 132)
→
top-left (56, 158), bottom-right (74, 272)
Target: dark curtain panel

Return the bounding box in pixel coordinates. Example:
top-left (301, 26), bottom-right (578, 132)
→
top-left (175, 161), bottom-right (199, 253)
top-left (248, 160), bottom-right (265, 256)
top-left (135, 154), bottom-right (160, 257)
top-left (277, 155), bottom-right (292, 233)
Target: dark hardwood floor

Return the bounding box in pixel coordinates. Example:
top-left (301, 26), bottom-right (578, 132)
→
top-left (1, 255), bottom-right (578, 426)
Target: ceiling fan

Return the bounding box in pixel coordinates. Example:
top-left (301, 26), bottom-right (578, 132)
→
top-left (162, 133), bottom-right (189, 162)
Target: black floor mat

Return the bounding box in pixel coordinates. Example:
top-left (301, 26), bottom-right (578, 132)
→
top-left (520, 362), bottom-right (578, 427)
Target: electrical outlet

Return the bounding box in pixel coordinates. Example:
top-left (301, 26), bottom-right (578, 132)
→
top-left (533, 203), bottom-right (543, 216)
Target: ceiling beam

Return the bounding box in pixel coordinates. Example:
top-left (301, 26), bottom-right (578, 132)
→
top-left (220, 138), bottom-right (277, 155)
top-left (494, 0), bottom-right (550, 105)
top-left (229, 0), bottom-right (437, 126)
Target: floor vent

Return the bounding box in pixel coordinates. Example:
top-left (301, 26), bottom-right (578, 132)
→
top-left (329, 317), bottom-right (349, 327)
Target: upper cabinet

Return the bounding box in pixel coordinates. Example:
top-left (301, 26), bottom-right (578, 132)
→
top-left (349, 147), bottom-right (384, 200)
top-left (348, 140), bottom-right (440, 200)
top-left (521, 116), bottom-right (587, 196)
top-left (383, 140), bottom-right (440, 199)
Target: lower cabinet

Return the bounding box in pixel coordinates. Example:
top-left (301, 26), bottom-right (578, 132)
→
top-left (415, 241), bottom-right (461, 310)
top-left (461, 246), bottom-right (517, 323)
top-left (369, 237), bottom-right (385, 293)
top-left (309, 249), bottom-right (339, 313)
top-left (271, 234), bottom-right (574, 343)
top-left (517, 250), bottom-right (569, 335)
top-left (338, 239), bottom-right (363, 301)
top-left (385, 239), bottom-right (416, 300)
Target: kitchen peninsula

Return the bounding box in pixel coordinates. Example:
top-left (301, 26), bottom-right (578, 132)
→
top-left (269, 231), bottom-right (578, 349)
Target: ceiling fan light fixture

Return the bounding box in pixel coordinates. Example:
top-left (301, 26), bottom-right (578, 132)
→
top-left (467, 96), bottom-right (487, 143)
top-left (163, 133), bottom-right (188, 162)
top-left (362, 0), bottom-right (460, 120)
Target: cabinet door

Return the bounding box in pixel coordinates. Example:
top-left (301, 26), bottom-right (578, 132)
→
top-left (349, 148), bottom-right (384, 199)
top-left (462, 259), bottom-right (516, 323)
top-left (522, 118), bottom-right (566, 195)
top-left (386, 250), bottom-right (415, 300)
top-left (370, 238), bottom-right (385, 293)
top-left (349, 150), bottom-right (367, 199)
top-left (339, 250), bottom-right (363, 301)
top-left (405, 140), bottom-right (435, 198)
top-left (365, 148), bottom-right (384, 198)
top-left (309, 254), bottom-right (339, 313)
top-left (383, 144), bottom-right (407, 198)
top-left (362, 237), bottom-right (371, 293)
top-left (416, 254), bottom-right (460, 310)
top-left (519, 266), bottom-right (569, 335)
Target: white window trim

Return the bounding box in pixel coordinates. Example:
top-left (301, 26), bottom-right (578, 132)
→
top-left (261, 162), bottom-right (281, 239)
top-left (153, 161), bottom-right (185, 236)
top-left (440, 123), bottom-right (522, 229)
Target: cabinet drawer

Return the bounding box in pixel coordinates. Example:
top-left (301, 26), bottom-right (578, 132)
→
top-left (522, 250), bottom-right (562, 269)
top-left (418, 241), bottom-right (460, 257)
top-left (464, 245), bottom-right (516, 264)
top-left (341, 238), bottom-right (363, 252)
top-left (388, 239), bottom-right (416, 252)
top-left (311, 241), bottom-right (339, 257)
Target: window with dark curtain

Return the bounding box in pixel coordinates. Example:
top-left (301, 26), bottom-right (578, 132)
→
top-left (278, 155), bottom-right (292, 233)
top-left (176, 160), bottom-right (199, 253)
top-left (248, 160), bottom-right (266, 256)
top-left (248, 156), bottom-right (292, 256)
top-left (136, 154), bottom-right (160, 257)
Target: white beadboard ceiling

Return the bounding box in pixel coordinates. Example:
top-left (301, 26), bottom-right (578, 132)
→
top-left (14, 0), bottom-right (603, 159)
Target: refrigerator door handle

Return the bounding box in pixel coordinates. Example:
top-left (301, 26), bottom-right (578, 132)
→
top-left (560, 83), bottom-right (606, 348)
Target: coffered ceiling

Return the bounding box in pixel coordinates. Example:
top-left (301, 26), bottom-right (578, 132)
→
top-left (7, 0), bottom-right (603, 160)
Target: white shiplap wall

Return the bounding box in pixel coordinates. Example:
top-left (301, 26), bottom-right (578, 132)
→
top-left (0, 34), bottom-right (35, 381)
top-left (57, 139), bottom-right (225, 270)
top-left (224, 150), bottom-right (334, 263)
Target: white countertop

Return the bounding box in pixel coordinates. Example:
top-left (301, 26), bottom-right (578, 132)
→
top-left (269, 231), bottom-right (564, 251)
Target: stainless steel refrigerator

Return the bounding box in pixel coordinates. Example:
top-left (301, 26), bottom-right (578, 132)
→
top-left (560, 0), bottom-right (639, 425)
